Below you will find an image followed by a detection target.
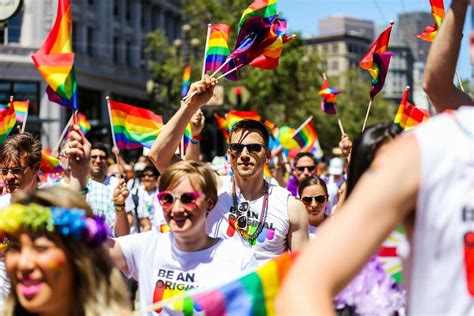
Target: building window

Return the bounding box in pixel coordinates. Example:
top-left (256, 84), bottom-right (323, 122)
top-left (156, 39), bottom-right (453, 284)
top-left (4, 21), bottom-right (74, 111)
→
top-left (331, 61), bottom-right (339, 71)
top-left (126, 0), bottom-right (132, 22)
top-left (113, 36), bottom-right (120, 64)
top-left (125, 41), bottom-right (132, 67)
top-left (87, 26), bottom-right (94, 57)
top-left (332, 44), bottom-right (339, 54)
top-left (1, 11), bottom-right (23, 44)
top-left (113, 0), bottom-right (120, 18)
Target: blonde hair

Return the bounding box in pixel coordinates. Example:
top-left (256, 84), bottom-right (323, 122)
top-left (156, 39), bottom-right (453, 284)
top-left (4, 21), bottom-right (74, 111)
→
top-left (3, 187), bottom-right (130, 316)
top-left (159, 161), bottom-right (218, 210)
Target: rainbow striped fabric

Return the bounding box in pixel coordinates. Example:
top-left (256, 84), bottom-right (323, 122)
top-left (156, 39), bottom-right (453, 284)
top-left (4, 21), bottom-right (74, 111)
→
top-left (319, 78), bottom-right (341, 115)
top-left (238, 0), bottom-right (278, 32)
top-left (394, 88), bottom-right (429, 129)
top-left (292, 118), bottom-right (318, 152)
top-left (417, 0), bottom-right (445, 42)
top-left (181, 64), bottom-right (191, 97)
top-left (369, 52), bottom-right (393, 99)
top-left (0, 101), bottom-right (16, 142)
top-left (32, 0), bottom-right (77, 110)
top-left (109, 100), bottom-right (163, 150)
top-left (40, 149), bottom-right (63, 174)
top-left (359, 25), bottom-right (392, 80)
top-left (77, 113), bottom-right (91, 135)
top-left (227, 110), bottom-right (261, 130)
top-left (183, 123), bottom-right (192, 153)
top-left (204, 24), bottom-right (237, 80)
top-left (214, 114), bottom-right (229, 142)
top-left (176, 251), bottom-right (298, 316)
top-left (13, 101), bottom-right (29, 124)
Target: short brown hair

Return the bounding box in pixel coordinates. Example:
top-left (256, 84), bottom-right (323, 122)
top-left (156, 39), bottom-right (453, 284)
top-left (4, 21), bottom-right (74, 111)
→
top-left (159, 161), bottom-right (218, 210)
top-left (0, 133), bottom-right (41, 169)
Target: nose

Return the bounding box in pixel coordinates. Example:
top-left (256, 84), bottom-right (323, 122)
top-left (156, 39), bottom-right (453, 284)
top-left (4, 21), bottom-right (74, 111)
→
top-left (17, 247), bottom-right (36, 272)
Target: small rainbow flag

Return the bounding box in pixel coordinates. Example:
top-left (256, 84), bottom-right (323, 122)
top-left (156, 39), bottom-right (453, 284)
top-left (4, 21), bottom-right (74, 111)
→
top-left (238, 0), bottom-right (278, 32)
top-left (40, 148), bottom-right (63, 174)
top-left (183, 123), bottom-right (192, 153)
top-left (394, 88), bottom-right (429, 130)
top-left (161, 251), bottom-right (298, 315)
top-left (204, 24), bottom-right (237, 80)
top-left (77, 113), bottom-right (91, 135)
top-left (360, 24), bottom-right (393, 81)
top-left (292, 118), bottom-right (318, 152)
top-left (369, 52), bottom-right (393, 99)
top-left (417, 0), bottom-right (445, 42)
top-left (32, 0), bottom-right (77, 110)
top-left (264, 120), bottom-right (279, 138)
top-left (109, 100), bottom-right (163, 150)
top-left (263, 163), bottom-right (272, 179)
top-left (181, 64), bottom-right (191, 97)
top-left (227, 110), bottom-right (261, 130)
top-left (214, 114), bottom-right (229, 142)
top-left (0, 100), bottom-right (16, 142)
top-left (13, 101), bottom-right (29, 124)
top-left (319, 78), bottom-right (341, 115)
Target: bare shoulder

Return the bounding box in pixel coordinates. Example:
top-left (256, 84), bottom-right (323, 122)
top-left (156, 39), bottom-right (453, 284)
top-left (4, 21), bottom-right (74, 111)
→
top-left (287, 196), bottom-right (307, 222)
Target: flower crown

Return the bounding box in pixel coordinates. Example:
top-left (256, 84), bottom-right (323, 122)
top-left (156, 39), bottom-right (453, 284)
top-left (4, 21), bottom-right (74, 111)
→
top-left (0, 203), bottom-right (110, 247)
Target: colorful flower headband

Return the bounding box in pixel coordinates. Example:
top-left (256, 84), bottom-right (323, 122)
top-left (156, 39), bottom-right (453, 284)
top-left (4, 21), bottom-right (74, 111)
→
top-left (0, 203), bottom-right (109, 247)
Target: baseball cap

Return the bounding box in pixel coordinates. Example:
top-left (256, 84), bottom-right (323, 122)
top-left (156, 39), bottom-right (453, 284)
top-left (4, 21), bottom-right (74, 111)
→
top-left (328, 157), bottom-right (344, 176)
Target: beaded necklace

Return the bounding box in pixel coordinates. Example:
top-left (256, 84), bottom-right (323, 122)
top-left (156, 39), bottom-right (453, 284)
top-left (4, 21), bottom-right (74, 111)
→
top-left (231, 177), bottom-right (269, 243)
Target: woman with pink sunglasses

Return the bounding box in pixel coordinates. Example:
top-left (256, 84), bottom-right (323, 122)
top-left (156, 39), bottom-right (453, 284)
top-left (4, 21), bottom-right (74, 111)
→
top-left (107, 160), bottom-right (257, 315)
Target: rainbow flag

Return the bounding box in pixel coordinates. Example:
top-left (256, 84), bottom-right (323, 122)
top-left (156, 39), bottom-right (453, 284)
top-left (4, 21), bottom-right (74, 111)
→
top-left (378, 227), bottom-right (407, 284)
top-left (263, 163), bottom-right (272, 179)
top-left (77, 113), bottom-right (91, 135)
top-left (109, 100), bottom-right (163, 150)
top-left (214, 114), bottom-right (229, 142)
top-left (227, 110), bottom-right (261, 130)
top-left (205, 24), bottom-right (237, 80)
top-left (417, 0), bottom-right (445, 42)
top-left (359, 25), bottom-right (393, 80)
top-left (264, 120), bottom-right (278, 138)
top-left (394, 88), bottom-right (429, 130)
top-left (40, 149), bottom-right (63, 174)
top-left (319, 78), bottom-right (341, 115)
top-left (165, 251), bottom-right (298, 315)
top-left (13, 101), bottom-right (29, 124)
top-left (249, 19), bottom-right (294, 70)
top-left (238, 0), bottom-right (278, 32)
top-left (292, 118), bottom-right (318, 152)
top-left (369, 52), bottom-right (393, 99)
top-left (32, 0), bottom-right (77, 110)
top-left (181, 64), bottom-right (191, 97)
top-left (0, 100), bottom-right (16, 142)
top-left (183, 123), bottom-right (192, 152)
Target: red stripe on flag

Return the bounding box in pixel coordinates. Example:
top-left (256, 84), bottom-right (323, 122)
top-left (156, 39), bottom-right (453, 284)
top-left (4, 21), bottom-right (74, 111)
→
top-left (378, 246), bottom-right (397, 257)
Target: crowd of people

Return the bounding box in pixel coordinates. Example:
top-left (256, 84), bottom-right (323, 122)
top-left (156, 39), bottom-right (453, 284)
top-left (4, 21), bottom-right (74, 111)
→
top-left (0, 0), bottom-right (472, 315)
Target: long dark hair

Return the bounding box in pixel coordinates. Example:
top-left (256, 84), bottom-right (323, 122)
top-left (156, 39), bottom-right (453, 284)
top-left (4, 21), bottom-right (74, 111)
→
top-left (345, 123), bottom-right (403, 199)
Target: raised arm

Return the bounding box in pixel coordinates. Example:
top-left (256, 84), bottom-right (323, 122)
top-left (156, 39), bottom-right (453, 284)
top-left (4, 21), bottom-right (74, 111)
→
top-left (423, 0), bottom-right (473, 111)
top-left (287, 197), bottom-right (309, 251)
top-left (149, 75), bottom-right (217, 173)
top-left (184, 109), bottom-right (205, 162)
top-left (277, 135), bottom-right (420, 315)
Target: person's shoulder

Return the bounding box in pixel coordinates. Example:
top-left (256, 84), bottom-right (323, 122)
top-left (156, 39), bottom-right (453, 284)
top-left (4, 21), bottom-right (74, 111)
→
top-left (116, 230), bottom-right (162, 248)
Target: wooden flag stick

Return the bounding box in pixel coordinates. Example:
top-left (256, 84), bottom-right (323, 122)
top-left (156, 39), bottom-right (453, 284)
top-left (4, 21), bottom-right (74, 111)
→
top-left (201, 24), bottom-right (212, 79)
top-left (455, 70), bottom-right (465, 92)
top-left (215, 65), bottom-right (241, 80)
top-left (291, 116), bottom-right (314, 138)
top-left (210, 57), bottom-right (232, 78)
top-left (106, 96), bottom-right (120, 163)
top-left (21, 107), bottom-right (28, 133)
top-left (53, 114), bottom-right (74, 153)
top-left (361, 98), bottom-right (374, 132)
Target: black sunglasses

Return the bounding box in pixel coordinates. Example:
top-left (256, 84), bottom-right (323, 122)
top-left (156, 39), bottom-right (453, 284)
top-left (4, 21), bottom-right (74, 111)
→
top-left (301, 195), bottom-right (327, 205)
top-left (229, 143), bottom-right (265, 154)
top-left (296, 165), bottom-right (316, 172)
top-left (236, 202), bottom-right (249, 230)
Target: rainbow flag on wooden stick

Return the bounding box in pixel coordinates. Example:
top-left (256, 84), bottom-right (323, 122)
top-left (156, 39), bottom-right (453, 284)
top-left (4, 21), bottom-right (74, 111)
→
top-left (109, 100), bottom-right (163, 150)
top-left (319, 77), bottom-right (341, 115)
top-left (394, 87), bottom-right (430, 130)
top-left (292, 117), bottom-right (318, 152)
top-left (0, 100), bottom-right (16, 142)
top-left (40, 148), bottom-right (63, 174)
top-left (360, 24), bottom-right (393, 80)
top-left (13, 101), bottom-right (29, 124)
top-left (417, 0), bottom-right (445, 42)
top-left (204, 24), bottom-right (237, 80)
top-left (181, 64), bottom-right (191, 97)
top-left (77, 113), bottom-right (91, 135)
top-left (32, 0), bottom-right (77, 110)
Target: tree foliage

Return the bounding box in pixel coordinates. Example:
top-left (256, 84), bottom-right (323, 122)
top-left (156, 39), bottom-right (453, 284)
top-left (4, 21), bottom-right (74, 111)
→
top-left (147, 0), bottom-right (397, 153)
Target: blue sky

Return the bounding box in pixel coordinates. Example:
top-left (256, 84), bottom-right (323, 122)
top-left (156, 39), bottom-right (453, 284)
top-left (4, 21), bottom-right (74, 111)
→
top-left (279, 0), bottom-right (472, 80)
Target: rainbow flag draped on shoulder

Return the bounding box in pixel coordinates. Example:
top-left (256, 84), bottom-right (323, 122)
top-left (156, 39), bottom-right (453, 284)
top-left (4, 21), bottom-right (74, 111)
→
top-left (32, 0), bottom-right (77, 110)
top-left (0, 100), bottom-right (16, 142)
top-left (109, 100), bottom-right (163, 150)
top-left (292, 117), bottom-right (318, 152)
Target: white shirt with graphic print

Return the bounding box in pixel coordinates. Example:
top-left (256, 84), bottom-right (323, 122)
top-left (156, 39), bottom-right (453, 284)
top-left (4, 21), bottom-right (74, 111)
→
top-left (117, 231), bottom-right (257, 316)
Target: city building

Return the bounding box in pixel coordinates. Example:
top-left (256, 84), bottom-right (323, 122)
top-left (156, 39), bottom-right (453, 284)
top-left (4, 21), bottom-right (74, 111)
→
top-left (319, 15), bottom-right (374, 40)
top-left (382, 40), bottom-right (414, 104)
top-left (0, 0), bottom-right (182, 147)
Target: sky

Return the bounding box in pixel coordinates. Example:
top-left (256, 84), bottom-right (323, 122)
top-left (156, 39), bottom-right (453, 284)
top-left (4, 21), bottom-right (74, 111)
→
top-left (279, 0), bottom-right (472, 80)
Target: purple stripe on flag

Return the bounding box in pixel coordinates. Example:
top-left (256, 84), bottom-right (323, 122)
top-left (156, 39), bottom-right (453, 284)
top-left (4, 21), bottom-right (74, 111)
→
top-left (370, 52), bottom-right (393, 99)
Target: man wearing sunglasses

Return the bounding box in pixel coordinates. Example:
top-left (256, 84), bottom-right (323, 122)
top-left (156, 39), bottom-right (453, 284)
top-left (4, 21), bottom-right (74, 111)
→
top-left (150, 75), bottom-right (309, 264)
top-left (286, 152), bottom-right (318, 197)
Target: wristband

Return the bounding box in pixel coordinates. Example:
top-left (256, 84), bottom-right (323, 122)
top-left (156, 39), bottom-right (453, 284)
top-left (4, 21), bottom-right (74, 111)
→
top-left (190, 138), bottom-right (200, 145)
top-left (79, 187), bottom-right (89, 195)
top-left (114, 204), bottom-right (125, 212)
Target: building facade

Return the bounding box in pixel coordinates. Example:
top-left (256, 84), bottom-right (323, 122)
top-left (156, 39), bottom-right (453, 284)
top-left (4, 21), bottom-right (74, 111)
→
top-left (0, 0), bottom-right (182, 147)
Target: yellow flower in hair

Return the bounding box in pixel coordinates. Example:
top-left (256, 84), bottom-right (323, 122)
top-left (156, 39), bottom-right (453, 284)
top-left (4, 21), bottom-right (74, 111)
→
top-left (0, 204), bottom-right (27, 234)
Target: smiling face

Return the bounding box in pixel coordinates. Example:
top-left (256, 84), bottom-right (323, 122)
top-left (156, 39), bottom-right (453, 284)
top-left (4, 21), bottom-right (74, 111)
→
top-left (293, 156), bottom-right (317, 182)
top-left (5, 232), bottom-right (73, 314)
top-left (1, 157), bottom-right (38, 194)
top-left (227, 130), bottom-right (269, 180)
top-left (89, 149), bottom-right (108, 180)
top-left (300, 184), bottom-right (328, 227)
top-left (160, 176), bottom-right (211, 238)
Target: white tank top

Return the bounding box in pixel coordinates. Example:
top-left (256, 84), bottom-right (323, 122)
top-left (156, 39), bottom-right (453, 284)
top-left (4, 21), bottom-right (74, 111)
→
top-left (410, 106), bottom-right (474, 315)
top-left (207, 176), bottom-right (290, 264)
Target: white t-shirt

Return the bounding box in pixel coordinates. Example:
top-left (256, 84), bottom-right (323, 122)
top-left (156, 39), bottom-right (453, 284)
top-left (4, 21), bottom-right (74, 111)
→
top-left (0, 193), bottom-right (11, 308)
top-left (207, 176), bottom-right (290, 264)
top-left (408, 106), bottom-right (474, 315)
top-left (117, 231), bottom-right (257, 315)
top-left (136, 186), bottom-right (160, 226)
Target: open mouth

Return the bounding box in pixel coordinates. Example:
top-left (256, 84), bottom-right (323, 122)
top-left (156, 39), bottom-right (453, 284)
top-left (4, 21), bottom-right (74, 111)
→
top-left (18, 279), bottom-right (45, 298)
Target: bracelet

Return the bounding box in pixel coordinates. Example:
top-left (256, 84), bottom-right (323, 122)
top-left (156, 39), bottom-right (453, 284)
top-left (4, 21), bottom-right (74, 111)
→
top-left (114, 204), bottom-right (125, 212)
top-left (190, 138), bottom-right (200, 145)
top-left (79, 187), bottom-right (89, 195)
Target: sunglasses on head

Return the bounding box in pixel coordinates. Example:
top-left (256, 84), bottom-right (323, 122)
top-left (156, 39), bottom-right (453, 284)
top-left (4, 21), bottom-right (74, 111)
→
top-left (236, 202), bottom-right (249, 230)
top-left (229, 143), bottom-right (265, 154)
top-left (301, 195), bottom-right (326, 205)
top-left (296, 165), bottom-right (316, 172)
top-left (157, 191), bottom-right (201, 208)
